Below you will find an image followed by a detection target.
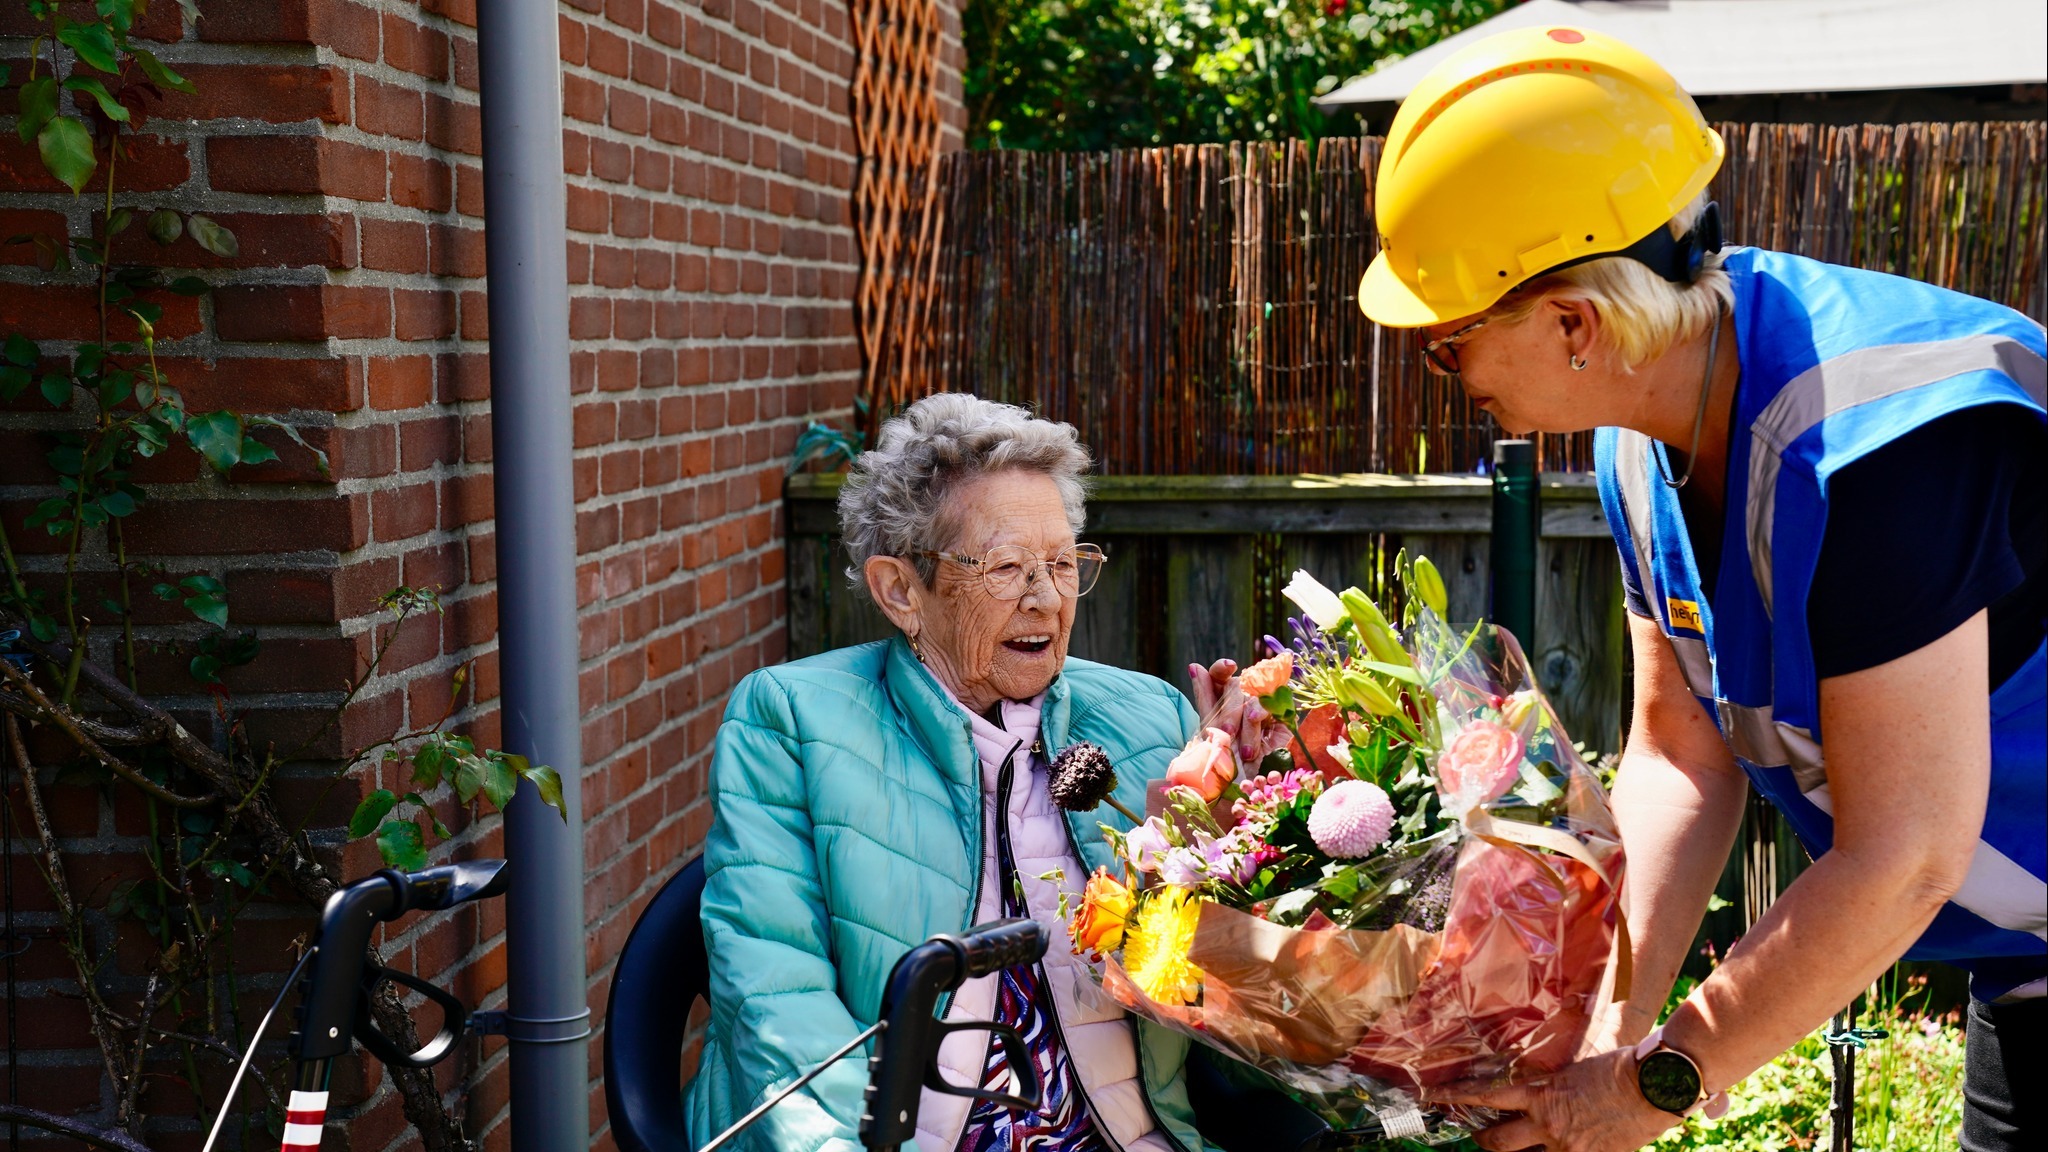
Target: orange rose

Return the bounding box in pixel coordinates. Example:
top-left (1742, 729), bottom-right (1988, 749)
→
top-left (1069, 866), bottom-right (1136, 957)
top-left (1237, 651), bottom-right (1294, 698)
top-left (1165, 727), bottom-right (1237, 802)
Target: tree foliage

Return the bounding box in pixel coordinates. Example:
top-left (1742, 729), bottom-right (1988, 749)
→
top-left (965, 0), bottom-right (1510, 149)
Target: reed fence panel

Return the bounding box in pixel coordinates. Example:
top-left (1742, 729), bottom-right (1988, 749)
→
top-left (864, 122), bottom-right (2047, 474)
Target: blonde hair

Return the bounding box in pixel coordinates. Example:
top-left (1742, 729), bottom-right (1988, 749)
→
top-left (1489, 196), bottom-right (1732, 367)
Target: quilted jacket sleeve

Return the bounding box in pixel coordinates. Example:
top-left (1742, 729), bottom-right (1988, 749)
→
top-left (699, 670), bottom-right (868, 1152)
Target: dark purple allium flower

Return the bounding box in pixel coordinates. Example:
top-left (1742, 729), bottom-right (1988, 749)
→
top-left (1047, 741), bottom-right (1119, 811)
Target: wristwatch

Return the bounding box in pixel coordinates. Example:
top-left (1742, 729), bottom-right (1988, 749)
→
top-left (1633, 1028), bottom-right (1726, 1117)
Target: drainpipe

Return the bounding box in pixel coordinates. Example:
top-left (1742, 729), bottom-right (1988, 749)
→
top-left (476, 4), bottom-right (590, 1150)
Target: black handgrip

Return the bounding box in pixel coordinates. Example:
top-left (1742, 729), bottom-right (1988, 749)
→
top-left (955, 918), bottom-right (1046, 980)
top-left (391, 859), bottom-right (510, 913)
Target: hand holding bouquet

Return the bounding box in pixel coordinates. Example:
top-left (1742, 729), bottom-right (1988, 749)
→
top-left (1063, 555), bottom-right (1625, 1141)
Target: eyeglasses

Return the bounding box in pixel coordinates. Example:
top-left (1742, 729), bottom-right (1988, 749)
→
top-left (1418, 316), bottom-right (1488, 376)
top-left (918, 544), bottom-right (1108, 600)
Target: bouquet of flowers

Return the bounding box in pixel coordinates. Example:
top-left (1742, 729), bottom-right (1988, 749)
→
top-left (1059, 556), bottom-right (1625, 1141)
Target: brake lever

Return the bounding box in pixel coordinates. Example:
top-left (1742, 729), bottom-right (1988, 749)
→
top-left (351, 962), bottom-right (469, 1069)
top-left (919, 1020), bottom-right (1044, 1113)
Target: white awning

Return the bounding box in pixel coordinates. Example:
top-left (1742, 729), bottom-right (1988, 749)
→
top-left (1318, 0), bottom-right (2048, 107)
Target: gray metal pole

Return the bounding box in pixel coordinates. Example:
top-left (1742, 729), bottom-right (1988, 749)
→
top-left (475, 4), bottom-right (590, 1149)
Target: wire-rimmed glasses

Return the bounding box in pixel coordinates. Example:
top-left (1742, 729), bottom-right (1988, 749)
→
top-left (1418, 316), bottom-right (1488, 375)
top-left (918, 544), bottom-right (1107, 600)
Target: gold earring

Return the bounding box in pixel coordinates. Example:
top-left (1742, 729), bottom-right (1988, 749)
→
top-left (1569, 355), bottom-right (1588, 371)
top-left (908, 631), bottom-right (926, 662)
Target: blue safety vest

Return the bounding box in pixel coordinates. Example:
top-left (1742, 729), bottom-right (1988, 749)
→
top-left (1595, 247), bottom-right (2047, 1001)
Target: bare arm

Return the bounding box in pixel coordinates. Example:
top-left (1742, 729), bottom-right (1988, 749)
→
top-left (1601, 611), bottom-right (1749, 1046)
top-left (1662, 610), bottom-right (1989, 1092)
top-left (1447, 611), bottom-right (1993, 1152)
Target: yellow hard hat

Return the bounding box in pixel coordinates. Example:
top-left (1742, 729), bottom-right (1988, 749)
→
top-left (1358, 24), bottom-right (1726, 329)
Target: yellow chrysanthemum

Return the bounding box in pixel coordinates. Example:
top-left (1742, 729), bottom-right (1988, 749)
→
top-left (1121, 887), bottom-right (1205, 1006)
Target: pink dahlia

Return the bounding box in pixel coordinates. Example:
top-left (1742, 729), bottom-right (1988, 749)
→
top-left (1306, 779), bottom-right (1395, 859)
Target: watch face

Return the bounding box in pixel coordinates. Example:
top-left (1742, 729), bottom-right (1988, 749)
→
top-left (1638, 1050), bottom-right (1703, 1114)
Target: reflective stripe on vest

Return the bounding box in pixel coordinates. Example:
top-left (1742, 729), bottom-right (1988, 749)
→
top-left (1744, 335), bottom-right (2048, 616)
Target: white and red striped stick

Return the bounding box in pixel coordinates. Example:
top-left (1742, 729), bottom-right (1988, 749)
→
top-left (280, 1088), bottom-right (329, 1152)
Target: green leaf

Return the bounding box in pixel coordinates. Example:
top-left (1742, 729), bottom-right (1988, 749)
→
top-left (480, 754), bottom-right (518, 810)
top-left (37, 117), bottom-right (97, 194)
top-left (411, 741), bottom-right (447, 789)
top-left (452, 755), bottom-right (485, 803)
top-left (237, 436), bottom-right (278, 467)
top-left (97, 370), bottom-right (133, 408)
top-left (184, 411), bottom-right (244, 472)
top-left (3, 334), bottom-right (36, 367)
top-left (0, 366), bottom-right (26, 401)
top-left (247, 417), bottom-right (329, 477)
top-left (98, 490), bottom-right (135, 518)
top-left (1356, 660), bottom-right (1424, 686)
top-left (99, 0), bottom-right (141, 35)
top-left (131, 48), bottom-right (196, 94)
top-left (40, 374), bottom-right (72, 407)
top-left (28, 614), bottom-right (57, 643)
top-left (349, 789), bottom-right (399, 838)
top-left (145, 209), bottom-right (184, 245)
top-left (167, 276), bottom-right (209, 296)
top-left (189, 653), bottom-right (222, 683)
top-left (57, 21), bottom-right (121, 73)
top-left (403, 792), bottom-right (451, 839)
top-left (522, 763), bottom-right (567, 819)
top-left (186, 214), bottom-right (238, 258)
top-left (375, 819), bottom-right (428, 870)
top-left (178, 574), bottom-right (228, 628)
top-left (61, 76), bottom-right (131, 123)
top-left (43, 440), bottom-right (81, 473)
top-left (16, 78), bottom-right (58, 143)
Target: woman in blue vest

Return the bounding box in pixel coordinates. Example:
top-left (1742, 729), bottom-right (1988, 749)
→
top-left (1355, 25), bottom-right (2044, 1152)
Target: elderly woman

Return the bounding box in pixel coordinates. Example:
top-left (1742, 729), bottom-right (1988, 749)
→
top-left (684, 394), bottom-right (1223, 1152)
top-left (1358, 26), bottom-right (2044, 1152)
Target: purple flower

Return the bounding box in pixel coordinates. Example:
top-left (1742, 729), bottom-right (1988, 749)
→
top-left (1158, 845), bottom-right (1207, 888)
top-left (1124, 819), bottom-right (1173, 873)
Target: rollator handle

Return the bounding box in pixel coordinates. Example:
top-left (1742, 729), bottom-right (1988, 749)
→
top-left (860, 918), bottom-right (1047, 1150)
top-left (292, 860), bottom-right (510, 1062)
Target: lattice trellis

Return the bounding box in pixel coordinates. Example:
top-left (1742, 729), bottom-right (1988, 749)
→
top-left (849, 0), bottom-right (946, 441)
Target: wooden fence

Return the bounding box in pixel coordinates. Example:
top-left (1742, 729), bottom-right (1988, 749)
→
top-left (861, 122), bottom-right (2048, 474)
top-left (787, 473), bottom-right (1628, 754)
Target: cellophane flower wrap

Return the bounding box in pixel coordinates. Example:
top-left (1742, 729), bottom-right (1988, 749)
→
top-left (1065, 557), bottom-right (1625, 1142)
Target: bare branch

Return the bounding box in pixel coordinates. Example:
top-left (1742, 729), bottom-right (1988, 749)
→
top-left (0, 660), bottom-right (213, 808)
top-left (0, 1105), bottom-right (156, 1152)
top-left (6, 715), bottom-right (132, 1104)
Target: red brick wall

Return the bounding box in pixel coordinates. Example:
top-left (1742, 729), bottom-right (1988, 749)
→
top-left (0, 1), bottom-right (964, 1148)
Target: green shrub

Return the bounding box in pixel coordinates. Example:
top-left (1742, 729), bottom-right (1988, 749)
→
top-left (1654, 973), bottom-right (1966, 1151)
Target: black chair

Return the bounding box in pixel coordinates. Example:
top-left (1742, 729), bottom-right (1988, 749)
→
top-left (605, 854), bottom-right (708, 1152)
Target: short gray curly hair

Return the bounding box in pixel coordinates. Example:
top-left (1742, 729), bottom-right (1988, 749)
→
top-left (839, 393), bottom-right (1091, 597)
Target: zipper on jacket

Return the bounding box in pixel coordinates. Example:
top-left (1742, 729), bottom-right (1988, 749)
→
top-left (993, 745), bottom-right (1134, 1152)
top-left (1054, 791), bottom-right (1197, 1152)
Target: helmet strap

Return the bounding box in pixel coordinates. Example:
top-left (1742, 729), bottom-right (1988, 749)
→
top-left (1544, 201), bottom-right (1725, 285)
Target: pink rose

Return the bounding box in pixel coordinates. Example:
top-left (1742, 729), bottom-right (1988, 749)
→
top-left (1165, 727), bottom-right (1237, 802)
top-left (1437, 719), bottom-right (1525, 809)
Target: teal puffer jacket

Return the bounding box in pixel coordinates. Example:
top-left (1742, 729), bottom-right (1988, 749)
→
top-left (683, 636), bottom-right (1216, 1152)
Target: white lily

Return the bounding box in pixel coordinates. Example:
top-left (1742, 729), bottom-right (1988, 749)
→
top-left (1282, 569), bottom-right (1347, 630)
